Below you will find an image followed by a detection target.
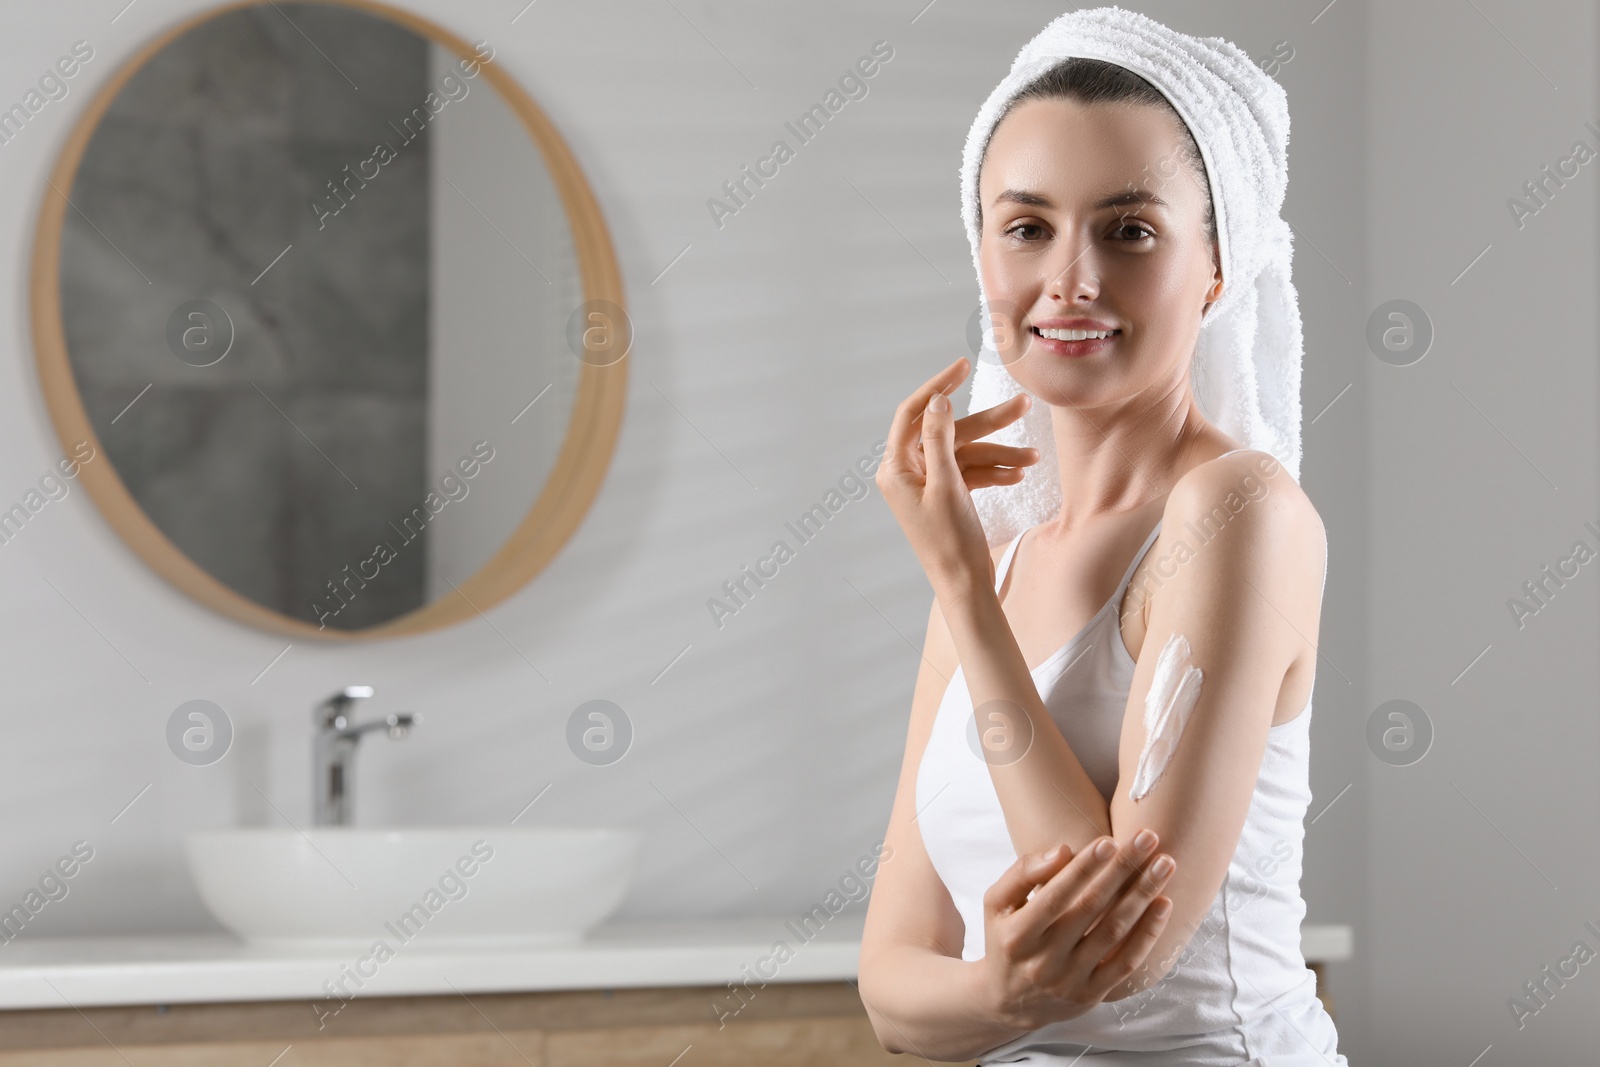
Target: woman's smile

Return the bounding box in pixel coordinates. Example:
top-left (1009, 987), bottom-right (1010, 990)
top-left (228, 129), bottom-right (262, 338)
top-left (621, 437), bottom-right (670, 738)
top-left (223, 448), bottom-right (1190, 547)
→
top-left (1029, 323), bottom-right (1122, 357)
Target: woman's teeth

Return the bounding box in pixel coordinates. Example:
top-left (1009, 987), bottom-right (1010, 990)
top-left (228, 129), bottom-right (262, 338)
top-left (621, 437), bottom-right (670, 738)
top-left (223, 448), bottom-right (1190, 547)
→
top-left (1035, 327), bottom-right (1118, 341)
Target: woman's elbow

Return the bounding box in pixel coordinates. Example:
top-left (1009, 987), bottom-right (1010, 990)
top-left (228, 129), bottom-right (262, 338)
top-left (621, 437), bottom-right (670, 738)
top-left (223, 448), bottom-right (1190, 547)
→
top-left (861, 994), bottom-right (914, 1054)
top-left (856, 957), bottom-right (901, 1053)
top-left (865, 1009), bottom-right (907, 1055)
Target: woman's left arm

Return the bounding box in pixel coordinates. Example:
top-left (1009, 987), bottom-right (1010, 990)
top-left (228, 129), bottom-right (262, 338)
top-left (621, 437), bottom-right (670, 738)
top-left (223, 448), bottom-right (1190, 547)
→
top-left (1102, 457), bottom-right (1326, 995)
top-left (936, 451), bottom-right (1326, 996)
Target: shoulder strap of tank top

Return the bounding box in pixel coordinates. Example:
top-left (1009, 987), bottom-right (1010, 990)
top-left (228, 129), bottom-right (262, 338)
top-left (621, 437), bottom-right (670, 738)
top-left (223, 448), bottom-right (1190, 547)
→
top-left (996, 520), bottom-right (1161, 599)
top-left (1116, 519), bottom-right (1165, 595)
top-left (992, 529), bottom-right (1027, 593)
top-left (1107, 448), bottom-right (1248, 595)
top-left (996, 450), bottom-right (1253, 599)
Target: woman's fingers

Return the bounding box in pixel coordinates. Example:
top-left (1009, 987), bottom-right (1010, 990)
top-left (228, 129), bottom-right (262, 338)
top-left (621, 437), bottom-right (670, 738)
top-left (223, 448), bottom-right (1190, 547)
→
top-left (1083, 892), bottom-right (1175, 1001)
top-left (911, 430), bottom-right (1036, 492)
top-left (1024, 844), bottom-right (1176, 1003)
top-left (1072, 851), bottom-right (1176, 969)
top-left (884, 362), bottom-right (1034, 478)
top-left (917, 387), bottom-right (965, 491)
top-left (984, 845), bottom-right (1073, 918)
top-left (956, 442), bottom-right (1039, 469)
top-left (981, 835), bottom-right (1178, 1018)
top-left (954, 392), bottom-right (1032, 446)
top-left (885, 357), bottom-right (970, 467)
top-left (959, 465), bottom-right (1029, 493)
top-left (1007, 837), bottom-right (1131, 950)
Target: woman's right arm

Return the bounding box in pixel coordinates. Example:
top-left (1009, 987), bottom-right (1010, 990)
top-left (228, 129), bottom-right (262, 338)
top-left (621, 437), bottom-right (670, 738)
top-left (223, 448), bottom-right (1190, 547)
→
top-left (858, 592), bottom-right (1178, 1061)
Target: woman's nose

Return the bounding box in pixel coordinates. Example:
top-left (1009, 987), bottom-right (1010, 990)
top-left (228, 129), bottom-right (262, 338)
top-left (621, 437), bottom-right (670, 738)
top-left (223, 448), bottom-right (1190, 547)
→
top-left (1043, 238), bottom-right (1099, 301)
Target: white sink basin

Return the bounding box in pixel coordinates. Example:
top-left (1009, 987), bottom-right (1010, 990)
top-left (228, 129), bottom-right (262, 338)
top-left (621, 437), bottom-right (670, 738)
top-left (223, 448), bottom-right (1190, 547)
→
top-left (185, 827), bottom-right (643, 948)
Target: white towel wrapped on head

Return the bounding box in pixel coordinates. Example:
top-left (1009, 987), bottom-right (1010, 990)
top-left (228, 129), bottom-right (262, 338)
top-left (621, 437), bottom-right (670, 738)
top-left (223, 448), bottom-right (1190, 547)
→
top-left (960, 5), bottom-right (1303, 546)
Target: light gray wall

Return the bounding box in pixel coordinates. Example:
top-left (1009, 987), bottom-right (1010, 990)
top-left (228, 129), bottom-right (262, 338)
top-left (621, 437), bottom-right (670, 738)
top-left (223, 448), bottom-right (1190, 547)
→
top-left (1365, 0), bottom-right (1600, 1062)
top-left (2, 0), bottom-right (1593, 1060)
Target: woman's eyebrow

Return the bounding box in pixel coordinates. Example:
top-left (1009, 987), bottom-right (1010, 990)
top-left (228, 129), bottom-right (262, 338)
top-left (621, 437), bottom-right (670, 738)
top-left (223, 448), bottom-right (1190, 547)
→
top-left (991, 187), bottom-right (1171, 211)
top-left (1096, 187), bottom-right (1170, 211)
top-left (991, 188), bottom-right (1055, 209)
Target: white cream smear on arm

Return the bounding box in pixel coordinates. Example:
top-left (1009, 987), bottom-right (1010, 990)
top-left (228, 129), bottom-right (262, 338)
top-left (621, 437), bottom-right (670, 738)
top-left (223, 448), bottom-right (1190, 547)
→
top-left (1129, 632), bottom-right (1204, 801)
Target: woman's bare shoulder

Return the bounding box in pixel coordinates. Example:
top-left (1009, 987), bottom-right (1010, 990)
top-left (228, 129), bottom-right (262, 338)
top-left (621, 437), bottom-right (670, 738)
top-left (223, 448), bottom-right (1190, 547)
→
top-left (1163, 447), bottom-right (1326, 586)
top-left (1176, 448), bottom-right (1316, 519)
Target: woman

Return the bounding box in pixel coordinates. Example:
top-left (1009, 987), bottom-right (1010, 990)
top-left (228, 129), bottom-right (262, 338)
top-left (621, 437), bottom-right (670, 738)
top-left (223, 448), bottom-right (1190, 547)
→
top-left (858, 9), bottom-right (1346, 1066)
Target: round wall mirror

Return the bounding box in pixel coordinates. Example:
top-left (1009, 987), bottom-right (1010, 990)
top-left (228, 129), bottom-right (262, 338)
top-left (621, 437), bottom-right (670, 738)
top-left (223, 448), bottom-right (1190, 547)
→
top-left (31, 0), bottom-right (628, 639)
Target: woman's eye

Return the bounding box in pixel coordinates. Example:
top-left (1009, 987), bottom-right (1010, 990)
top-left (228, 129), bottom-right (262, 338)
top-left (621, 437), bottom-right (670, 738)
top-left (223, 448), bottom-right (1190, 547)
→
top-left (1002, 221), bottom-right (1152, 242)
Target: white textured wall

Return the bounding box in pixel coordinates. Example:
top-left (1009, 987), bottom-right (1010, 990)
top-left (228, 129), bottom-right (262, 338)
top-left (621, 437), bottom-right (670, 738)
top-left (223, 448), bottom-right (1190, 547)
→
top-left (14, 1), bottom-right (1592, 1060)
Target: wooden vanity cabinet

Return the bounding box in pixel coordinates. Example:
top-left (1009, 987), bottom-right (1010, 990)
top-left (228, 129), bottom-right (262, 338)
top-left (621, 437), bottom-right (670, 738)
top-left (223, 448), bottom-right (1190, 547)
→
top-left (0, 965), bottom-right (1333, 1065)
top-left (0, 981), bottom-right (923, 1066)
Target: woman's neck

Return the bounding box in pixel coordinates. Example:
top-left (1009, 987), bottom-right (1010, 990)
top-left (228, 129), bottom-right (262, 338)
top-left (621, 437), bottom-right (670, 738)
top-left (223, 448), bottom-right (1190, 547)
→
top-left (1044, 398), bottom-right (1225, 531)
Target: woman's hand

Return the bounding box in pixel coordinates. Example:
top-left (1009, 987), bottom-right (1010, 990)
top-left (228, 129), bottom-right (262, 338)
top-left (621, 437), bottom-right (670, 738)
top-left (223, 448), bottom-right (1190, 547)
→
top-left (976, 832), bottom-right (1178, 1031)
top-left (875, 357), bottom-right (1040, 592)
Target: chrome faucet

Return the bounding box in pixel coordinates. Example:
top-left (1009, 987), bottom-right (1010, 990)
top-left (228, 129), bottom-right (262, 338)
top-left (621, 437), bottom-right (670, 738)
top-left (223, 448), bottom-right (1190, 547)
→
top-left (313, 686), bottom-right (420, 826)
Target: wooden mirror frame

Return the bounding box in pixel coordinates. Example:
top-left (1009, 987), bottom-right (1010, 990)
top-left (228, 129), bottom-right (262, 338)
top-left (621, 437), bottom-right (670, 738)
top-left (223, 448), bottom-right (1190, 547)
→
top-left (29, 0), bottom-right (628, 641)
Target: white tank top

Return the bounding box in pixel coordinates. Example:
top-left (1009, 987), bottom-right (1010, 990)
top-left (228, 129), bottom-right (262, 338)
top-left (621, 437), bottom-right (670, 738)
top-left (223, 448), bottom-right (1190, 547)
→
top-left (914, 471), bottom-right (1347, 1065)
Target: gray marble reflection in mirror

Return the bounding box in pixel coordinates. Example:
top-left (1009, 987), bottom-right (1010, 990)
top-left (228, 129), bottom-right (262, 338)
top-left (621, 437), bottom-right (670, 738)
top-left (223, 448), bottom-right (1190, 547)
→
top-left (51, 1), bottom-right (590, 632)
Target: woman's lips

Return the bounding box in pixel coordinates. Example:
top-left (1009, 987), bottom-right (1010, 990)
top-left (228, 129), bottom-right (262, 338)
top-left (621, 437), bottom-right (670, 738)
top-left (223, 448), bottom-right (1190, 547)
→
top-left (1030, 326), bottom-right (1120, 357)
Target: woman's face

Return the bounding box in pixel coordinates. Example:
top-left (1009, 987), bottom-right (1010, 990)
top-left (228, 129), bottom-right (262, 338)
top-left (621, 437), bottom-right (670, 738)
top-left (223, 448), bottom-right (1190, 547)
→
top-left (977, 95), bottom-right (1221, 409)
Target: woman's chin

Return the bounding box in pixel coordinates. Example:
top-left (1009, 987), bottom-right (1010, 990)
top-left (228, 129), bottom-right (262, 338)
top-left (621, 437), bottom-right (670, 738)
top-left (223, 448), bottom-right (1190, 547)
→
top-left (1003, 361), bottom-right (1113, 402)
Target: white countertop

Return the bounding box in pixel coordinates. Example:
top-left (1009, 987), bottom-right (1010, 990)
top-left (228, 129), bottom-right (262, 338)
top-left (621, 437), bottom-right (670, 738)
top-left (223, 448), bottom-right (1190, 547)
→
top-left (0, 916), bottom-right (1353, 1010)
